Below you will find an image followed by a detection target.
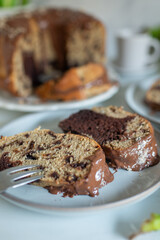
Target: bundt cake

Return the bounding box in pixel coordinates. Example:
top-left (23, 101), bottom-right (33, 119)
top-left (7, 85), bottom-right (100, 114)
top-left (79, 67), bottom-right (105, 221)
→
top-left (145, 79), bottom-right (160, 111)
top-left (0, 8), bottom-right (105, 97)
top-left (0, 128), bottom-right (113, 197)
top-left (59, 106), bottom-right (159, 171)
top-left (36, 63), bottom-right (113, 101)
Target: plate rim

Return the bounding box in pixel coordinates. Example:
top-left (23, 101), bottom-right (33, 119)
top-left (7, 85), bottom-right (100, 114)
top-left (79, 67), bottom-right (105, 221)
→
top-left (110, 59), bottom-right (160, 77)
top-left (0, 84), bottom-right (119, 112)
top-left (0, 110), bottom-right (159, 213)
top-left (125, 78), bottom-right (160, 124)
top-left (0, 180), bottom-right (159, 213)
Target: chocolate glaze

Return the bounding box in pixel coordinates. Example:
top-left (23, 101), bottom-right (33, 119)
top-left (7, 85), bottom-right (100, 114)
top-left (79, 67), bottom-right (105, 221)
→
top-left (45, 148), bottom-right (113, 197)
top-left (59, 109), bottom-right (159, 171)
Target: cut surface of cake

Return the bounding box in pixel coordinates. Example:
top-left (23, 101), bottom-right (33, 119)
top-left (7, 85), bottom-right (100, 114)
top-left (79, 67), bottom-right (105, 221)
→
top-left (59, 106), bottom-right (159, 171)
top-left (0, 8), bottom-right (105, 97)
top-left (36, 63), bottom-right (114, 101)
top-left (145, 79), bottom-right (160, 111)
top-left (0, 129), bottom-right (113, 197)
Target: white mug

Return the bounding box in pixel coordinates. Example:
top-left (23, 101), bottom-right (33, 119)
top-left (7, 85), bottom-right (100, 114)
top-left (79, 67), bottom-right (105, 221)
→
top-left (116, 29), bottom-right (160, 70)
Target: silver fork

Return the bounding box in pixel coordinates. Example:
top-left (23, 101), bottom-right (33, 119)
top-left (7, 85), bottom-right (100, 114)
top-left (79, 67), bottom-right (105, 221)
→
top-left (0, 165), bottom-right (43, 194)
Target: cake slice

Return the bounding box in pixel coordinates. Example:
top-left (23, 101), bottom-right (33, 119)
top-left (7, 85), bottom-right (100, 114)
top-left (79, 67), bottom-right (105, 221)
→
top-left (0, 128), bottom-right (113, 197)
top-left (145, 79), bottom-right (160, 111)
top-left (36, 63), bottom-right (114, 101)
top-left (59, 106), bottom-right (159, 171)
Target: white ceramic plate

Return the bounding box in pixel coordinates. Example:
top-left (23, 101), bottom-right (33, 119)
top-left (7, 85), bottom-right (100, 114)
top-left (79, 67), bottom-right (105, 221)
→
top-left (0, 110), bottom-right (159, 214)
top-left (0, 83), bottom-right (119, 112)
top-left (125, 76), bottom-right (160, 125)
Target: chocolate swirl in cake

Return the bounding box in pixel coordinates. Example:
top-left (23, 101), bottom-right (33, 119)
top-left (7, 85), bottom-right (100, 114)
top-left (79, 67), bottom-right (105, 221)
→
top-left (59, 106), bottom-right (159, 171)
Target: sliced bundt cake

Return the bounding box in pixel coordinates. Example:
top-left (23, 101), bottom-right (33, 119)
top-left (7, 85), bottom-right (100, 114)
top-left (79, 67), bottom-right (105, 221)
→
top-left (36, 63), bottom-right (113, 101)
top-left (0, 8), bottom-right (105, 97)
top-left (145, 79), bottom-right (160, 111)
top-left (59, 106), bottom-right (159, 171)
top-left (0, 128), bottom-right (113, 197)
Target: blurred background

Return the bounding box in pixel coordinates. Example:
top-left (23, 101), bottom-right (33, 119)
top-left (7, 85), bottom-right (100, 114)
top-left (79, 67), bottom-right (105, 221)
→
top-left (33, 0), bottom-right (160, 59)
top-left (1, 0), bottom-right (160, 59)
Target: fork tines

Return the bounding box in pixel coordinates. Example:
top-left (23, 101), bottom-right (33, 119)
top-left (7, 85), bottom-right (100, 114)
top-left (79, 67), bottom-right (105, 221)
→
top-left (0, 165), bottom-right (43, 193)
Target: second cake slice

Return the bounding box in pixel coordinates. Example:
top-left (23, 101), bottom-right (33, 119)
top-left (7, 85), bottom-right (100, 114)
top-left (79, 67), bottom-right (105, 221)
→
top-left (59, 106), bottom-right (159, 171)
top-left (36, 63), bottom-right (114, 101)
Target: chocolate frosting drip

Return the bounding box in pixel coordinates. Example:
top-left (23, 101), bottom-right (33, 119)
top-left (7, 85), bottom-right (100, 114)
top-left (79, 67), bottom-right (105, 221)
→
top-left (59, 110), bottom-right (135, 145)
top-left (46, 148), bottom-right (114, 197)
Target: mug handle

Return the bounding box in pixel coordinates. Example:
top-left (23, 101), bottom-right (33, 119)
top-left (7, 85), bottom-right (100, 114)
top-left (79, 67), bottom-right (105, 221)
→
top-left (146, 37), bottom-right (160, 64)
